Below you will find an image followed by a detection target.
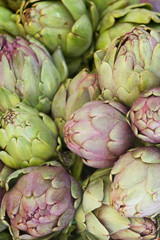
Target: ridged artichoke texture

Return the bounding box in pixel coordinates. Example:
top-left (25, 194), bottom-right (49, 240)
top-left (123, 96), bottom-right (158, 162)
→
top-left (0, 33), bottom-right (68, 114)
top-left (0, 103), bottom-right (59, 169)
top-left (95, 25), bottom-right (160, 108)
top-left (110, 146), bottom-right (160, 218)
top-left (75, 168), bottom-right (159, 240)
top-left (52, 68), bottom-right (100, 139)
top-left (15, 0), bottom-right (96, 75)
top-left (96, 2), bottom-right (160, 51)
top-left (0, 161), bottom-right (82, 240)
top-left (63, 100), bottom-right (135, 168)
top-left (127, 87), bottom-right (160, 146)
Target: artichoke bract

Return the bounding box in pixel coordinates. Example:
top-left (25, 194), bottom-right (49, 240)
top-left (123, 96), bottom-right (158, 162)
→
top-left (75, 169), bottom-right (159, 240)
top-left (89, 0), bottom-right (128, 15)
top-left (95, 25), bottom-right (160, 107)
top-left (109, 146), bottom-right (160, 218)
top-left (0, 33), bottom-right (68, 113)
top-left (96, 3), bottom-right (160, 50)
top-left (1, 161), bottom-right (82, 239)
top-left (128, 87), bottom-right (160, 144)
top-left (0, 103), bottom-right (59, 169)
top-left (52, 68), bottom-right (100, 138)
top-left (63, 100), bottom-right (134, 168)
top-left (16, 0), bottom-right (93, 60)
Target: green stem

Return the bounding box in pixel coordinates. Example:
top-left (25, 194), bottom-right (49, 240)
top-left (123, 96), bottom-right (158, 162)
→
top-left (71, 155), bottom-right (83, 182)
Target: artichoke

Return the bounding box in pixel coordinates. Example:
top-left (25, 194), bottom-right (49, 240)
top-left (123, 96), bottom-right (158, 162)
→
top-left (75, 169), bottom-right (159, 240)
top-left (0, 33), bottom-right (68, 113)
top-left (109, 146), bottom-right (160, 218)
top-left (0, 103), bottom-right (59, 169)
top-left (63, 100), bottom-right (134, 168)
top-left (52, 68), bottom-right (100, 138)
top-left (16, 0), bottom-right (93, 64)
top-left (0, 160), bottom-right (13, 188)
top-left (95, 3), bottom-right (160, 50)
top-left (95, 25), bottom-right (160, 107)
top-left (1, 161), bottom-right (82, 239)
top-left (128, 87), bottom-right (160, 144)
top-left (88, 0), bottom-right (128, 15)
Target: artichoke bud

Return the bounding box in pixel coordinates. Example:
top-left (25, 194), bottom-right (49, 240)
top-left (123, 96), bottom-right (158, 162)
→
top-left (0, 160), bottom-right (82, 240)
top-left (52, 69), bottom-right (100, 139)
top-left (75, 168), bottom-right (159, 240)
top-left (0, 33), bottom-right (68, 114)
top-left (96, 3), bottom-right (160, 51)
top-left (110, 146), bottom-right (160, 218)
top-left (0, 103), bottom-right (59, 169)
top-left (97, 25), bottom-right (160, 107)
top-left (64, 100), bottom-right (135, 168)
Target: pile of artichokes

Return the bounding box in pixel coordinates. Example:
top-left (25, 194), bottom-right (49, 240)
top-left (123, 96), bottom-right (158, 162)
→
top-left (0, 0), bottom-right (160, 239)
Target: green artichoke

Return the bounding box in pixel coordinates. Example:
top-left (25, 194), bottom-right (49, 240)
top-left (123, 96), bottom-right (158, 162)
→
top-left (95, 25), bottom-right (160, 107)
top-left (1, 161), bottom-right (82, 239)
top-left (109, 146), bottom-right (160, 218)
top-left (16, 0), bottom-right (93, 66)
top-left (127, 87), bottom-right (160, 144)
top-left (95, 3), bottom-right (160, 50)
top-left (88, 0), bottom-right (128, 15)
top-left (75, 168), bottom-right (159, 240)
top-left (63, 100), bottom-right (134, 168)
top-left (0, 103), bottom-right (59, 169)
top-left (0, 33), bottom-right (68, 113)
top-left (52, 68), bottom-right (100, 138)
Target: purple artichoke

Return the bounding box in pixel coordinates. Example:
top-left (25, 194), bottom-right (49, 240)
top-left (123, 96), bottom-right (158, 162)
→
top-left (109, 146), bottom-right (160, 218)
top-left (52, 68), bottom-right (100, 138)
top-left (63, 100), bottom-right (134, 168)
top-left (1, 161), bottom-right (81, 239)
top-left (0, 33), bottom-right (67, 113)
top-left (128, 87), bottom-right (160, 144)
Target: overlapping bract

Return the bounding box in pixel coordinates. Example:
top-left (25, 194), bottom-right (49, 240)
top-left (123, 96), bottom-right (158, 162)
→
top-left (75, 169), bottom-right (158, 240)
top-left (128, 87), bottom-right (160, 144)
top-left (52, 68), bottom-right (100, 138)
top-left (109, 146), bottom-right (160, 218)
top-left (16, 0), bottom-right (93, 59)
top-left (1, 161), bottom-right (82, 239)
top-left (96, 3), bottom-right (160, 50)
top-left (63, 100), bottom-right (134, 168)
top-left (0, 103), bottom-right (59, 169)
top-left (95, 25), bottom-right (160, 107)
top-left (0, 33), bottom-right (67, 113)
